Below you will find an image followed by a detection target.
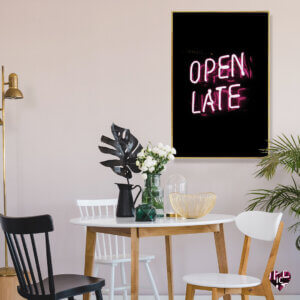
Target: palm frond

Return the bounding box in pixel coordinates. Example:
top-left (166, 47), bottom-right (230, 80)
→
top-left (249, 134), bottom-right (300, 249)
top-left (255, 153), bottom-right (280, 179)
top-left (289, 221), bottom-right (300, 233)
top-left (256, 134), bottom-right (300, 179)
top-left (247, 178), bottom-right (300, 231)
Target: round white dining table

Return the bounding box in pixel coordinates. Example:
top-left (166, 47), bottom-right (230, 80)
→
top-left (70, 214), bottom-right (235, 300)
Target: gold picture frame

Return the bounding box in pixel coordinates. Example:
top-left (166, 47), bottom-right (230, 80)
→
top-left (171, 11), bottom-right (270, 159)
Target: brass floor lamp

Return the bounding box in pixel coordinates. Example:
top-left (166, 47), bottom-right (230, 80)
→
top-left (0, 66), bottom-right (23, 277)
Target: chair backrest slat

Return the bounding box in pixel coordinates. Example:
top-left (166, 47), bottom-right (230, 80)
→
top-left (5, 232), bottom-right (28, 292)
top-left (106, 203), bottom-right (113, 257)
top-left (20, 235), bottom-right (39, 294)
top-left (113, 204), bottom-right (118, 256)
top-left (30, 233), bottom-right (45, 295)
top-left (76, 199), bottom-right (127, 260)
top-left (78, 206), bottom-right (84, 217)
top-left (13, 234), bottom-right (33, 294)
top-left (108, 233), bottom-right (113, 257)
top-left (122, 237), bottom-right (126, 257)
top-left (96, 232), bottom-right (102, 258)
top-left (102, 232), bottom-right (107, 257)
top-left (45, 232), bottom-right (55, 294)
top-left (115, 235), bottom-right (118, 257)
top-left (98, 205), bottom-right (107, 257)
top-left (0, 214), bottom-right (55, 298)
top-left (85, 206), bottom-right (89, 217)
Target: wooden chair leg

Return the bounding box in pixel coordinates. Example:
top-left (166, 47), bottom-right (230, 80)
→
top-left (212, 288), bottom-right (219, 300)
top-left (185, 284), bottom-right (195, 300)
top-left (83, 228), bottom-right (96, 300)
top-left (214, 224), bottom-right (231, 300)
top-left (95, 290), bottom-right (103, 300)
top-left (263, 283), bottom-right (275, 300)
top-left (241, 295), bottom-right (249, 300)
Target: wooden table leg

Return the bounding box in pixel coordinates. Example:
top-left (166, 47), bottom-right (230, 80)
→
top-left (165, 235), bottom-right (174, 300)
top-left (131, 228), bottom-right (140, 300)
top-left (185, 284), bottom-right (195, 300)
top-left (83, 227), bottom-right (96, 300)
top-left (214, 224), bottom-right (231, 300)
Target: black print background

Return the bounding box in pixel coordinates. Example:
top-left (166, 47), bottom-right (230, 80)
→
top-left (172, 12), bottom-right (269, 157)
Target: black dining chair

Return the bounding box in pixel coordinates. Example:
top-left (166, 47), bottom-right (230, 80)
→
top-left (0, 214), bottom-right (105, 300)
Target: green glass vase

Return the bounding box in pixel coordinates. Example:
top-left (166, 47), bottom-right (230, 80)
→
top-left (142, 174), bottom-right (164, 217)
top-left (135, 204), bottom-right (157, 222)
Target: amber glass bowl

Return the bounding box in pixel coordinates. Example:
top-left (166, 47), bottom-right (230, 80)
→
top-left (169, 192), bottom-right (216, 219)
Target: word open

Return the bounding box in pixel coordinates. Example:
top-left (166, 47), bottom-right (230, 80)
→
top-left (189, 52), bottom-right (252, 116)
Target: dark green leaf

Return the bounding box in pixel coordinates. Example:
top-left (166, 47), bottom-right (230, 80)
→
top-left (99, 124), bottom-right (142, 179)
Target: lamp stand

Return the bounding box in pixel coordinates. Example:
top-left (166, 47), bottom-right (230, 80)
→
top-left (0, 66), bottom-right (16, 277)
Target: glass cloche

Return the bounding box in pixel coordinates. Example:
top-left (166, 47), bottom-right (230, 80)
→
top-left (164, 174), bottom-right (187, 216)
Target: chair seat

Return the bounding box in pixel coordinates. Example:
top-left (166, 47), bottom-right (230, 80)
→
top-left (20, 274), bottom-right (105, 299)
top-left (95, 253), bottom-right (155, 264)
top-left (183, 273), bottom-right (261, 288)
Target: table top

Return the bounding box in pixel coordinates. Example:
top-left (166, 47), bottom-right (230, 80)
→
top-left (70, 214), bottom-right (235, 228)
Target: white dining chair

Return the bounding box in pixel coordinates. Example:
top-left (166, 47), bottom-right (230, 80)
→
top-left (183, 211), bottom-right (284, 300)
top-left (77, 199), bottom-right (160, 300)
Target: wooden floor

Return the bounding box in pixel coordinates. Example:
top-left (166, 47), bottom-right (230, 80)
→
top-left (0, 275), bottom-right (24, 300)
top-left (86, 295), bottom-right (298, 300)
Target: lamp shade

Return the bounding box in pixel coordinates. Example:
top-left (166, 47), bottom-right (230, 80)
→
top-left (4, 73), bottom-right (23, 99)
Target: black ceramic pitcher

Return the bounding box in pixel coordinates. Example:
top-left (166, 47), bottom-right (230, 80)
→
top-left (116, 183), bottom-right (142, 217)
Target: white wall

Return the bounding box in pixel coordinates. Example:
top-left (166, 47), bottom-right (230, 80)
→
top-left (0, 0), bottom-right (299, 295)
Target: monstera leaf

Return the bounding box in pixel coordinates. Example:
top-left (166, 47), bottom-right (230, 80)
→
top-left (99, 123), bottom-right (143, 180)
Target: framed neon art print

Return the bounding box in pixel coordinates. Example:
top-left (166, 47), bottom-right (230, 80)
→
top-left (172, 12), bottom-right (269, 158)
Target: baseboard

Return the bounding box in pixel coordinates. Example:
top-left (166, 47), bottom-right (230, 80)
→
top-left (82, 295), bottom-right (299, 300)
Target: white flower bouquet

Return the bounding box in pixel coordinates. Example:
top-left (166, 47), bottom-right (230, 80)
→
top-left (136, 143), bottom-right (176, 179)
top-left (136, 143), bottom-right (176, 217)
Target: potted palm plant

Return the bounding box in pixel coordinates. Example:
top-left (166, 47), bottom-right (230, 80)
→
top-left (247, 134), bottom-right (300, 249)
